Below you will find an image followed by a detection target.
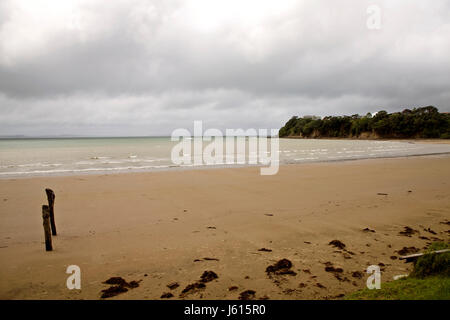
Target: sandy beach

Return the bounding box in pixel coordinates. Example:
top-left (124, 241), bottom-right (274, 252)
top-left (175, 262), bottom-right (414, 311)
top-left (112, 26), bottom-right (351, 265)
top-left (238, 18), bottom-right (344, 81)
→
top-left (0, 155), bottom-right (449, 300)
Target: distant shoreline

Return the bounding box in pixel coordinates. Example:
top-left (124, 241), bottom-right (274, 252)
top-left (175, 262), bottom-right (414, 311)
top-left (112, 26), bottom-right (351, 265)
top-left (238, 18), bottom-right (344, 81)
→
top-left (283, 137), bottom-right (450, 144)
top-left (279, 107), bottom-right (450, 140)
top-left (2, 136), bottom-right (449, 143)
top-left (0, 135), bottom-right (171, 140)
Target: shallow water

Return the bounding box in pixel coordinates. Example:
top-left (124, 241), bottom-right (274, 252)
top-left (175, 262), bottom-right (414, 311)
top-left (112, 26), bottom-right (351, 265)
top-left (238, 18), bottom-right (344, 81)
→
top-left (0, 137), bottom-right (449, 177)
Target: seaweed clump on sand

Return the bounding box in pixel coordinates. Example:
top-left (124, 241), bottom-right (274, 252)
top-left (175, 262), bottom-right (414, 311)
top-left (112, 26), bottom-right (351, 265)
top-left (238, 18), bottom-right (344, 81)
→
top-left (101, 277), bottom-right (140, 299)
top-left (266, 259), bottom-right (297, 276)
top-left (239, 290), bottom-right (256, 300)
top-left (329, 240), bottom-right (346, 250)
top-left (180, 282), bottom-right (206, 297)
top-left (398, 246), bottom-right (420, 256)
top-left (399, 226), bottom-right (418, 237)
top-left (200, 271), bottom-right (218, 283)
top-left (179, 270), bottom-right (219, 298)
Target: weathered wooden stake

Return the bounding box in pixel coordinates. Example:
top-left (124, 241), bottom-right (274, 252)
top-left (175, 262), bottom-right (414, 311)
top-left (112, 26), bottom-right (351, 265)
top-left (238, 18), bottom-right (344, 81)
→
top-left (45, 188), bottom-right (56, 236)
top-left (42, 205), bottom-right (53, 251)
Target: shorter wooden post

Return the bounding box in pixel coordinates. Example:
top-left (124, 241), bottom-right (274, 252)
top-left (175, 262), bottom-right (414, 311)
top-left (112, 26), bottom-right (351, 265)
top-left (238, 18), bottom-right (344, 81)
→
top-left (42, 205), bottom-right (53, 251)
top-left (45, 188), bottom-right (56, 236)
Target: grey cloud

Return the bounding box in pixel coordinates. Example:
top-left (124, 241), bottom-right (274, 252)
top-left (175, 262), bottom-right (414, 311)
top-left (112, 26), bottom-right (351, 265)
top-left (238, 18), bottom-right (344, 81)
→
top-left (0, 0), bottom-right (449, 136)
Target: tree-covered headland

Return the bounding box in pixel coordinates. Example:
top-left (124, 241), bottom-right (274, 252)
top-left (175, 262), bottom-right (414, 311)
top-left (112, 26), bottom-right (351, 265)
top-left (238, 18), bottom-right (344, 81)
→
top-left (279, 106), bottom-right (450, 139)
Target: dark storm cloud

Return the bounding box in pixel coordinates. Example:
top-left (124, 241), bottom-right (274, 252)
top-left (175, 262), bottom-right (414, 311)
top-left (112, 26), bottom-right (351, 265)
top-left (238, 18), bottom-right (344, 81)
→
top-left (0, 0), bottom-right (449, 136)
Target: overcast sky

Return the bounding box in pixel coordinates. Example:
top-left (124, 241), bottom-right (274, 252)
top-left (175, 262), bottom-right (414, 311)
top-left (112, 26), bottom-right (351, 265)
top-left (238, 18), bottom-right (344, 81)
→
top-left (0, 0), bottom-right (449, 136)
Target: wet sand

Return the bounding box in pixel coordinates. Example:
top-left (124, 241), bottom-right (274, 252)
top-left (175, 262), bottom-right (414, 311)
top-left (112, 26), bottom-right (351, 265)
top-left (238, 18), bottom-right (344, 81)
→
top-left (0, 155), bottom-right (449, 299)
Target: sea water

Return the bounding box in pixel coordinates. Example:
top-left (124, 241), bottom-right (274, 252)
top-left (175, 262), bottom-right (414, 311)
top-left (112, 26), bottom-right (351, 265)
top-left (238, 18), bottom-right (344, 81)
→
top-left (1, 137), bottom-right (449, 177)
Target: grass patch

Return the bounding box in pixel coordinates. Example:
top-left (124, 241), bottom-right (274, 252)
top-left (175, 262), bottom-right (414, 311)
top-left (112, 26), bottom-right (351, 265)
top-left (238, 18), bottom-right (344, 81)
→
top-left (410, 242), bottom-right (450, 278)
top-left (346, 276), bottom-right (450, 300)
top-left (346, 241), bottom-right (450, 300)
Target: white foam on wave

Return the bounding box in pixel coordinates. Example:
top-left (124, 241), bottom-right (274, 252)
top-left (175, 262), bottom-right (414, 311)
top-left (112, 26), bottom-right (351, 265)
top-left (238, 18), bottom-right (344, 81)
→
top-left (0, 163), bottom-right (63, 168)
top-left (0, 164), bottom-right (174, 176)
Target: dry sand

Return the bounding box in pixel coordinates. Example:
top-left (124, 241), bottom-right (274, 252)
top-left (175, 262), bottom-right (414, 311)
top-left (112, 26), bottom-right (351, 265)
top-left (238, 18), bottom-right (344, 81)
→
top-left (0, 155), bottom-right (449, 300)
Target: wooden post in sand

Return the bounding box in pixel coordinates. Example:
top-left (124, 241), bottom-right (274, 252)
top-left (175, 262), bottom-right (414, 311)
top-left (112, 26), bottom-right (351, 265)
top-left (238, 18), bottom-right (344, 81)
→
top-left (42, 205), bottom-right (53, 251)
top-left (45, 188), bottom-right (56, 236)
